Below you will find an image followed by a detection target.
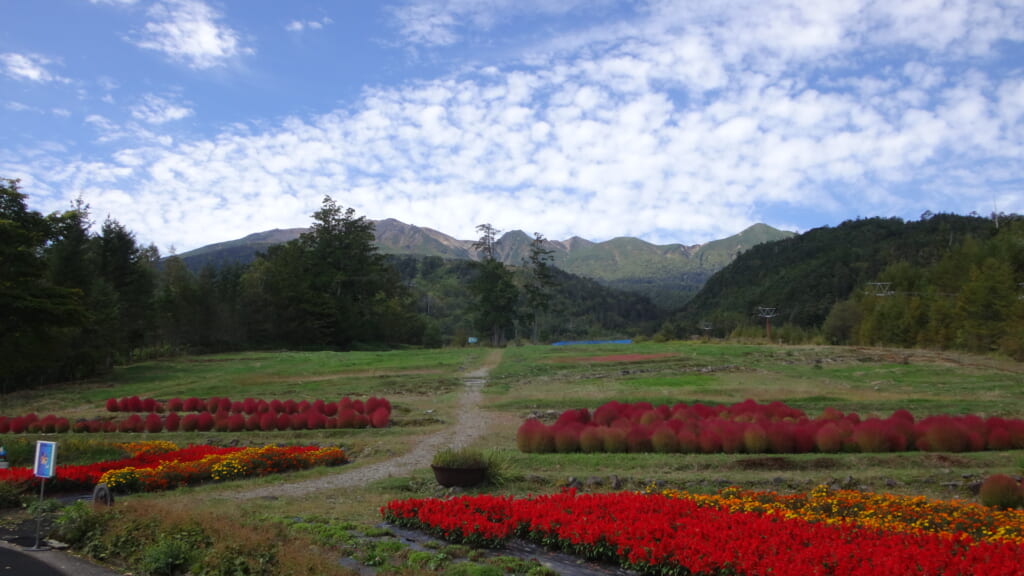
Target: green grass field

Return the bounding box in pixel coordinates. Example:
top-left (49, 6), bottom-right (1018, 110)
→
top-left (2, 342), bottom-right (1022, 575)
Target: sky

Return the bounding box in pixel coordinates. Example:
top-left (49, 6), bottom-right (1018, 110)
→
top-left (2, 0), bottom-right (1023, 254)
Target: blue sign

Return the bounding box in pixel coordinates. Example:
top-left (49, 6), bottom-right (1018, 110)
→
top-left (34, 441), bottom-right (56, 479)
top-left (467, 337), bottom-right (478, 344)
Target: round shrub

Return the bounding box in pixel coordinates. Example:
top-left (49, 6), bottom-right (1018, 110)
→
top-left (979, 474), bottom-right (1024, 509)
top-left (180, 414), bottom-right (198, 432)
top-left (579, 426), bottom-right (604, 453)
top-left (651, 424), bottom-right (679, 453)
top-left (677, 429), bottom-right (699, 453)
top-left (370, 407), bottom-right (390, 428)
top-left (553, 424), bottom-right (581, 453)
top-left (742, 423), bottom-right (768, 454)
top-left (105, 398), bottom-right (119, 412)
top-left (815, 422), bottom-right (845, 453)
top-left (165, 412), bottom-right (180, 432)
top-left (144, 414), bottom-right (163, 433)
top-left (516, 419), bottom-right (546, 453)
top-left (603, 427), bottom-right (628, 453)
top-left (852, 419), bottom-right (891, 453)
top-left (626, 426), bottom-right (652, 453)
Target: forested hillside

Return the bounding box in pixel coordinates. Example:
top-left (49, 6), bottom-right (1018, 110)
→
top-left (1, 180), bottom-right (661, 391)
top-left (665, 214), bottom-right (1024, 358)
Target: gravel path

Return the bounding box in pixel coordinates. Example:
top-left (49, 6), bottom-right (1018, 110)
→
top-left (229, 349), bottom-right (502, 500)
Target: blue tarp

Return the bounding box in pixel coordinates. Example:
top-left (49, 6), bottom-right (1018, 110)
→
top-left (551, 339), bottom-right (633, 346)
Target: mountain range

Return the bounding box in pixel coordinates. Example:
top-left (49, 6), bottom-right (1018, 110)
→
top-left (175, 220), bottom-right (794, 308)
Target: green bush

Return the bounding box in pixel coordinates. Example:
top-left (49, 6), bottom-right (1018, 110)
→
top-left (432, 447), bottom-right (486, 468)
top-left (139, 536), bottom-right (199, 576)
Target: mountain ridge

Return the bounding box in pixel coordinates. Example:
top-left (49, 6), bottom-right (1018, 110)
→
top-left (175, 220), bottom-right (795, 308)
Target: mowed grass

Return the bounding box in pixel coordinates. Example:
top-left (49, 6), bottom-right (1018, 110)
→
top-left (486, 342), bottom-right (1024, 418)
top-left (0, 348), bottom-right (486, 421)
top-left (2, 342), bottom-right (1023, 574)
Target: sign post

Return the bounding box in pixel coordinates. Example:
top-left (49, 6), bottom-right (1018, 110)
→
top-left (29, 440), bottom-right (56, 551)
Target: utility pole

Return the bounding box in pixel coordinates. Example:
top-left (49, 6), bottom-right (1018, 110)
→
top-left (700, 320), bottom-right (713, 340)
top-left (757, 306), bottom-right (778, 340)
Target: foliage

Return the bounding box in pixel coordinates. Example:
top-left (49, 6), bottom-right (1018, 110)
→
top-left (432, 447), bottom-right (487, 469)
top-left (669, 214), bottom-right (1024, 359)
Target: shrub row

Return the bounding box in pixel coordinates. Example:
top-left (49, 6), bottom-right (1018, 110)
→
top-left (0, 407), bottom-right (389, 434)
top-left (105, 395), bottom-right (390, 417)
top-left (517, 400), bottom-right (1024, 454)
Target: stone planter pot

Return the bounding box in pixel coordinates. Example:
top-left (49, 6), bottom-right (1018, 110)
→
top-left (431, 465), bottom-right (487, 488)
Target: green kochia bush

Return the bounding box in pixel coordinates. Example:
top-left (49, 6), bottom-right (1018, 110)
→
top-left (979, 474), bottom-right (1024, 509)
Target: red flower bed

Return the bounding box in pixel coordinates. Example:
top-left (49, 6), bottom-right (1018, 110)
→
top-left (0, 395), bottom-right (392, 434)
top-left (0, 444), bottom-right (238, 492)
top-left (517, 400), bottom-right (1024, 454)
top-left (383, 491), bottom-right (1024, 575)
top-left (0, 442), bottom-right (347, 493)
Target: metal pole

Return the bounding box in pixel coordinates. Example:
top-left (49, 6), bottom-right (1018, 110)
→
top-left (28, 478), bottom-right (50, 551)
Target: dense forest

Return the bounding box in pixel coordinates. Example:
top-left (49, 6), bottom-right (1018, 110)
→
top-left (663, 214), bottom-right (1024, 359)
top-left (1, 179), bottom-right (661, 391)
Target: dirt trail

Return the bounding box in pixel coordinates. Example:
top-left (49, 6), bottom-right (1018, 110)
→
top-left (229, 349), bottom-right (503, 500)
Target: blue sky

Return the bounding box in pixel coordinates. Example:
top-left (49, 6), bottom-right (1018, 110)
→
top-left (3, 0), bottom-right (1023, 253)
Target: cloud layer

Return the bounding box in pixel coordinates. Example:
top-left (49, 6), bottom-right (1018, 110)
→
top-left (5, 0), bottom-right (1024, 254)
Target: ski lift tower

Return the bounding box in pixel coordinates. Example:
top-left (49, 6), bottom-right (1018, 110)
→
top-left (757, 306), bottom-right (778, 340)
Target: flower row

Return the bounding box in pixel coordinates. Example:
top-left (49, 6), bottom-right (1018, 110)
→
top-left (0, 441), bottom-right (347, 493)
top-left (658, 484), bottom-right (1024, 544)
top-left (98, 444), bottom-right (348, 492)
top-left (105, 395), bottom-right (390, 416)
top-left (0, 407), bottom-right (389, 434)
top-left (382, 490), bottom-right (1024, 576)
top-left (517, 400), bottom-right (1024, 454)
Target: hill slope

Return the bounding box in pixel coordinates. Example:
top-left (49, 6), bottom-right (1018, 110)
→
top-left (671, 214), bottom-right (1005, 335)
top-left (176, 221), bottom-right (794, 308)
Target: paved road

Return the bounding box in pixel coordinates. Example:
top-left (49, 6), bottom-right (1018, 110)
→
top-left (0, 542), bottom-right (124, 576)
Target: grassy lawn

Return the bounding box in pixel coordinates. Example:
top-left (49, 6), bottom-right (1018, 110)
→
top-left (1, 342), bottom-right (1022, 575)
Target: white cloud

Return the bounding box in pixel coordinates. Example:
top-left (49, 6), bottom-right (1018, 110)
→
top-left (285, 17), bottom-right (333, 32)
top-left (0, 53), bottom-right (70, 83)
top-left (130, 0), bottom-right (252, 69)
top-left (6, 101), bottom-right (38, 112)
top-left (14, 0), bottom-right (1024, 252)
top-left (130, 94), bottom-right (194, 124)
top-left (388, 0), bottom-right (596, 46)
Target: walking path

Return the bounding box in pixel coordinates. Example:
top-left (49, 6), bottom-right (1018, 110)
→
top-left (230, 348), bottom-right (502, 500)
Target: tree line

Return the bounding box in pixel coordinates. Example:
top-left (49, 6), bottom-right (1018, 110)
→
top-left (1, 179), bottom-right (663, 391)
top-left (663, 213), bottom-right (1024, 359)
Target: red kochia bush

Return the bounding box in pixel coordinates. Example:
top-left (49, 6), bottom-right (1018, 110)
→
top-left (579, 426), bottom-right (604, 453)
top-left (144, 413), bottom-right (163, 433)
top-left (165, 412), bottom-right (180, 432)
top-left (553, 424), bottom-right (582, 453)
top-left (651, 424), bottom-right (679, 453)
top-left (105, 398), bottom-right (119, 412)
top-left (370, 408), bottom-right (390, 428)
